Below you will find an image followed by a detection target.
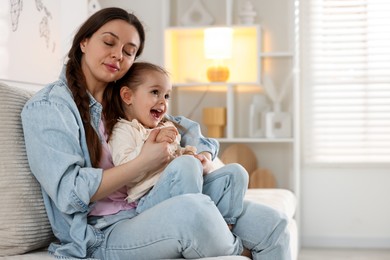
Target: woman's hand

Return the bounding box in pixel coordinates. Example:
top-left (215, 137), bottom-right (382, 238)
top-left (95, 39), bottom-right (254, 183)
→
top-left (91, 129), bottom-right (171, 202)
top-left (140, 128), bottom-right (173, 171)
top-left (194, 152), bottom-right (215, 175)
top-left (155, 125), bottom-right (178, 143)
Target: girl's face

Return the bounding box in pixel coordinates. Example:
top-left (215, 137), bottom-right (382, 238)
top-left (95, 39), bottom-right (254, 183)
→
top-left (80, 19), bottom-right (140, 92)
top-left (125, 71), bottom-right (172, 128)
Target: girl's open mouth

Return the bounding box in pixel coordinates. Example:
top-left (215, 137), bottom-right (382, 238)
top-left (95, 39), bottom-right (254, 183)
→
top-left (151, 109), bottom-right (163, 120)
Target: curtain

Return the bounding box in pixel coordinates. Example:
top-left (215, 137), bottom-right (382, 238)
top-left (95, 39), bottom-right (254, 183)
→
top-left (301, 0), bottom-right (390, 164)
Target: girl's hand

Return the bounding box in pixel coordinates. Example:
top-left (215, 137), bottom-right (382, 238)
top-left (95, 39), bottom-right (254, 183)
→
top-left (194, 152), bottom-right (215, 175)
top-left (155, 125), bottom-right (179, 143)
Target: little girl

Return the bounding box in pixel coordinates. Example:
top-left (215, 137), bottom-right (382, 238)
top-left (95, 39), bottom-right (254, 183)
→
top-left (110, 116), bottom-right (197, 202)
top-left (103, 61), bottom-right (249, 228)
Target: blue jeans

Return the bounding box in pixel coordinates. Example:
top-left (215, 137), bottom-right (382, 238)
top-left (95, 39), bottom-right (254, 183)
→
top-left (91, 156), bottom-right (291, 259)
top-left (137, 155), bottom-right (248, 225)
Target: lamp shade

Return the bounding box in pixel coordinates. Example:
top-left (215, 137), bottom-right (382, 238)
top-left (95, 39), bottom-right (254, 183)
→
top-left (204, 27), bottom-right (233, 60)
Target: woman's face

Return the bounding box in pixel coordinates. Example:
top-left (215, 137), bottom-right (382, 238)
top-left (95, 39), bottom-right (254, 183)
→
top-left (80, 19), bottom-right (141, 91)
top-left (126, 71), bottom-right (172, 129)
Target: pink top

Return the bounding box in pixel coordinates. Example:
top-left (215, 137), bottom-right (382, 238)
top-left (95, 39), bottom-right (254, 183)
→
top-left (88, 120), bottom-right (137, 216)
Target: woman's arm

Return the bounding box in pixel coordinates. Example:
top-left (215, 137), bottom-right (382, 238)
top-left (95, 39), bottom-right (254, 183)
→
top-left (22, 98), bottom-right (102, 214)
top-left (22, 91), bottom-right (171, 210)
top-left (91, 129), bottom-right (171, 202)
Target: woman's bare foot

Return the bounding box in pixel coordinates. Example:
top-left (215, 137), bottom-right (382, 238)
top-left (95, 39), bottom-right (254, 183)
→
top-left (241, 247), bottom-right (252, 259)
top-left (228, 224), bottom-right (233, 230)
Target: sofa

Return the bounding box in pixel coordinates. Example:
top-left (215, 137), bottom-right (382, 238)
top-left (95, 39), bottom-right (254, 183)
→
top-left (0, 81), bottom-right (298, 260)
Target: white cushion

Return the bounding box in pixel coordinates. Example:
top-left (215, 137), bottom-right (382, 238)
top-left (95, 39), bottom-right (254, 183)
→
top-left (245, 188), bottom-right (297, 219)
top-left (0, 82), bottom-right (55, 256)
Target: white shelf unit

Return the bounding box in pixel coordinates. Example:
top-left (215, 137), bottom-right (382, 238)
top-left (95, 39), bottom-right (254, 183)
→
top-left (164, 0), bottom-right (300, 196)
top-left (259, 52), bottom-right (294, 58)
top-left (169, 82), bottom-right (296, 190)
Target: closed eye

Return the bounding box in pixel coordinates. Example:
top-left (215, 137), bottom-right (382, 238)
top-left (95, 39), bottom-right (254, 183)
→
top-left (124, 50), bottom-right (132, 56)
top-left (123, 47), bottom-right (136, 57)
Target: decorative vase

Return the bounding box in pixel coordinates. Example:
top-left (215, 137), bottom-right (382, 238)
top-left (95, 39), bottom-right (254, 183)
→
top-left (249, 94), bottom-right (270, 137)
top-left (265, 103), bottom-right (291, 138)
top-left (207, 65), bottom-right (230, 82)
top-left (202, 107), bottom-right (227, 138)
top-left (239, 0), bottom-right (257, 25)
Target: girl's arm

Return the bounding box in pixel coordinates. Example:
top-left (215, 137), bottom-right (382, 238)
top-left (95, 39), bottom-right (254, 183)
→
top-left (109, 120), bottom-right (145, 166)
top-left (165, 115), bottom-right (219, 159)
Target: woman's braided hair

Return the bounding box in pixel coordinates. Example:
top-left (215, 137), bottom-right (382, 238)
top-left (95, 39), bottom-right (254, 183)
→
top-left (65, 7), bottom-right (145, 167)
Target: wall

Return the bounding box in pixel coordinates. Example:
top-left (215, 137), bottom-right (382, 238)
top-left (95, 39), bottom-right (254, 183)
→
top-left (99, 0), bottom-right (167, 66)
top-left (1, 1), bottom-right (60, 87)
top-left (60, 0), bottom-right (89, 62)
top-left (0, 0), bottom-right (87, 91)
top-left (301, 167), bottom-right (390, 248)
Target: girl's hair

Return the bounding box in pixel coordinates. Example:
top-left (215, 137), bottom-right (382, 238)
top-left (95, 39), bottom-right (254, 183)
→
top-left (66, 7), bottom-right (145, 167)
top-left (104, 62), bottom-right (169, 139)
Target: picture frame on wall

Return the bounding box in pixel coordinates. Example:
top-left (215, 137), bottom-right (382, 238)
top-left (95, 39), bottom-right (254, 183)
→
top-left (1, 0), bottom-right (61, 85)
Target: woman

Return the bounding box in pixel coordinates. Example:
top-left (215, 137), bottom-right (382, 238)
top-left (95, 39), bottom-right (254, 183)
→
top-left (21, 7), bottom-right (291, 259)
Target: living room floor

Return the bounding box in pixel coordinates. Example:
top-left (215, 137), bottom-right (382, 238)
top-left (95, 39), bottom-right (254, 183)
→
top-left (298, 248), bottom-right (390, 260)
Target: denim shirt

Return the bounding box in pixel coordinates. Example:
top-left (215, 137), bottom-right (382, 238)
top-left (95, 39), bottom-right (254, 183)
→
top-left (21, 68), bottom-right (104, 259)
top-left (21, 67), bottom-right (219, 259)
top-left (165, 114), bottom-right (219, 160)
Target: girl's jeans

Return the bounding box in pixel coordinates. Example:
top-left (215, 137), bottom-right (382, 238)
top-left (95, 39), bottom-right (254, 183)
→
top-left (137, 155), bottom-right (248, 225)
top-left (91, 156), bottom-right (291, 259)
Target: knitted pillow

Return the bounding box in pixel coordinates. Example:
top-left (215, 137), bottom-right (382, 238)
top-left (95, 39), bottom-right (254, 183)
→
top-left (0, 82), bottom-right (54, 256)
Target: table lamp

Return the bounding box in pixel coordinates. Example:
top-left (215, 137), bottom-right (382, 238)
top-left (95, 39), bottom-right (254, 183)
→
top-left (204, 27), bottom-right (233, 82)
